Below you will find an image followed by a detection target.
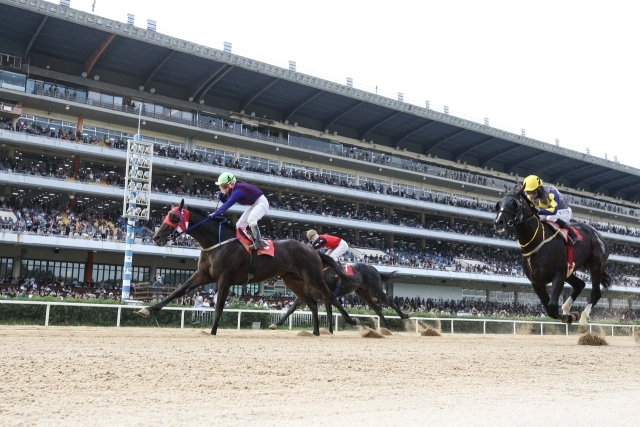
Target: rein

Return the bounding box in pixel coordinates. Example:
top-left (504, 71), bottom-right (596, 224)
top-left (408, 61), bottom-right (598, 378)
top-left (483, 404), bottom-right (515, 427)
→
top-left (168, 212), bottom-right (237, 251)
top-left (499, 195), bottom-right (561, 256)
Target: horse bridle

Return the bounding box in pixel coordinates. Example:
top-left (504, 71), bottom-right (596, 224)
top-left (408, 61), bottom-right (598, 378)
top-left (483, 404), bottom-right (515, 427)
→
top-left (497, 194), bottom-right (527, 227)
top-left (163, 207), bottom-right (227, 244)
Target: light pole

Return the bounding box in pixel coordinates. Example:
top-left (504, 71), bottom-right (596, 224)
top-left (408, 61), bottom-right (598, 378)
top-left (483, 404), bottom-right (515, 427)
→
top-left (121, 132), bottom-right (153, 301)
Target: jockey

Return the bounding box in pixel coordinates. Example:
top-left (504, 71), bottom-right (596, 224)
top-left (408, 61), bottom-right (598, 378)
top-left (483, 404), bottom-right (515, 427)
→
top-left (209, 172), bottom-right (269, 249)
top-left (306, 229), bottom-right (349, 261)
top-left (522, 175), bottom-right (578, 245)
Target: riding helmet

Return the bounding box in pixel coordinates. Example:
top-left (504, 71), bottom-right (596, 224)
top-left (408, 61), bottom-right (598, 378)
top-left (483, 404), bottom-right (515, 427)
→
top-left (306, 229), bottom-right (318, 242)
top-left (215, 172), bottom-right (236, 186)
top-left (522, 175), bottom-right (542, 192)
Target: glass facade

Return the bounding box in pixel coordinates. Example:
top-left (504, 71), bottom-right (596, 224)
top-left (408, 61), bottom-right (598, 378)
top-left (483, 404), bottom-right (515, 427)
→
top-left (321, 169), bottom-right (355, 185)
top-left (92, 264), bottom-right (149, 287)
top-left (0, 257), bottom-right (13, 278)
top-left (155, 268), bottom-right (195, 287)
top-left (0, 70), bottom-right (27, 92)
top-left (239, 154), bottom-right (279, 172)
top-left (20, 259), bottom-right (85, 285)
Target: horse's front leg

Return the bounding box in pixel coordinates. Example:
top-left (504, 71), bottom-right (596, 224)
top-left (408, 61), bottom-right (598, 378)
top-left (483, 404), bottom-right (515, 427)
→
top-left (329, 293), bottom-right (359, 326)
top-left (211, 280), bottom-right (231, 335)
top-left (269, 298), bottom-right (302, 329)
top-left (137, 270), bottom-right (210, 317)
top-left (563, 274), bottom-right (586, 323)
top-left (547, 272), bottom-right (571, 323)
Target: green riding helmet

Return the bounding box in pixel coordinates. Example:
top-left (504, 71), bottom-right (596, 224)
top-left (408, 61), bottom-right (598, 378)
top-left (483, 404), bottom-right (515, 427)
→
top-left (215, 172), bottom-right (237, 186)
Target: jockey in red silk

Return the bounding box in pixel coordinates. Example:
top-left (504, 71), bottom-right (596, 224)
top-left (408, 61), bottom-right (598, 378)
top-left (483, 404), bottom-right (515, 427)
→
top-left (522, 175), bottom-right (578, 245)
top-left (306, 230), bottom-right (349, 261)
top-left (210, 172), bottom-right (269, 249)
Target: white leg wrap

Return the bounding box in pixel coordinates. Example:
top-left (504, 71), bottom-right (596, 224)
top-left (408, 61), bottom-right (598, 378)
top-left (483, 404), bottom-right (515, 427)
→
top-left (562, 296), bottom-right (573, 315)
top-left (579, 303), bottom-right (592, 325)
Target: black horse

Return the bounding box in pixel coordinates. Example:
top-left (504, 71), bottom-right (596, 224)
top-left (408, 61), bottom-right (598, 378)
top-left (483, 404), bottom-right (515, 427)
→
top-left (269, 261), bottom-right (410, 330)
top-left (494, 189), bottom-right (611, 332)
top-left (138, 200), bottom-right (359, 336)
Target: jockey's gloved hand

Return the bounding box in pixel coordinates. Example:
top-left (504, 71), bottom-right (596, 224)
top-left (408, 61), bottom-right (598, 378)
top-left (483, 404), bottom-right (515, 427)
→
top-left (546, 215), bottom-right (558, 222)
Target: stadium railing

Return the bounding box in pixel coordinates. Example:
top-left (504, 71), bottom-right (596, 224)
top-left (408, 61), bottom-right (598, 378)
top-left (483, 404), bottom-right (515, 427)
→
top-left (0, 299), bottom-right (636, 337)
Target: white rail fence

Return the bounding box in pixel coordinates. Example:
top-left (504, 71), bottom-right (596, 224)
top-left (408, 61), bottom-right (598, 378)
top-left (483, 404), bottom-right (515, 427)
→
top-left (0, 300), bottom-right (637, 336)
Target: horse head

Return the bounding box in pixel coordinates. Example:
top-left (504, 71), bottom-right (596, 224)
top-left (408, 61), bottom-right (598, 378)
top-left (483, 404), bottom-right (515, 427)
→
top-left (494, 189), bottom-right (536, 233)
top-left (153, 199), bottom-right (190, 246)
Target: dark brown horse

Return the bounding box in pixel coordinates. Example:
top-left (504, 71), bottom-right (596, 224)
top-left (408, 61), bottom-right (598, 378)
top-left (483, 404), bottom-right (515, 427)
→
top-left (494, 189), bottom-right (611, 332)
top-left (137, 200), bottom-right (359, 336)
top-left (269, 260), bottom-right (409, 329)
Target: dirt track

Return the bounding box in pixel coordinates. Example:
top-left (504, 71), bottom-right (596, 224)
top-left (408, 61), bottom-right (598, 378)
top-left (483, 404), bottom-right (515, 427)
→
top-left (0, 326), bottom-right (638, 427)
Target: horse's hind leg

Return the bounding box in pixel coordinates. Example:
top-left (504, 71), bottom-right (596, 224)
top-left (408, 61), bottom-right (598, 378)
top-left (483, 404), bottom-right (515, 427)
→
top-left (579, 267), bottom-right (605, 333)
top-left (562, 274), bottom-right (586, 322)
top-left (269, 298), bottom-right (303, 329)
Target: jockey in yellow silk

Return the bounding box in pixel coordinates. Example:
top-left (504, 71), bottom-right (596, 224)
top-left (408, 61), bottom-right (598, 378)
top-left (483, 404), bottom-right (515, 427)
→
top-left (522, 175), bottom-right (578, 245)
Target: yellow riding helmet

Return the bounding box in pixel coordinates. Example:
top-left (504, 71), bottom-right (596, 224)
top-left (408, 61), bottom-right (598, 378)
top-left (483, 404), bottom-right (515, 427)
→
top-left (522, 175), bottom-right (543, 192)
top-left (306, 229), bottom-right (318, 241)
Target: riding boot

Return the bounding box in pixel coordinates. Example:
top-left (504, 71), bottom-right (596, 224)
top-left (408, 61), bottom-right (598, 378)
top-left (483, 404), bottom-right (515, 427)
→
top-left (556, 219), bottom-right (577, 245)
top-left (249, 225), bottom-right (265, 250)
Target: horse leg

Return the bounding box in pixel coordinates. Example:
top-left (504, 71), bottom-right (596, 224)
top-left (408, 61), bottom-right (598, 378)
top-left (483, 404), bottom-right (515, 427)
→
top-left (579, 268), bottom-right (604, 333)
top-left (563, 274), bottom-right (586, 322)
top-left (211, 279), bottom-right (231, 336)
top-left (282, 275), bottom-right (321, 336)
top-left (269, 298), bottom-right (303, 329)
top-left (548, 272), bottom-right (571, 323)
top-left (328, 292), bottom-right (358, 326)
top-left (137, 270), bottom-right (209, 317)
top-left (322, 296), bottom-right (334, 334)
top-left (355, 289), bottom-right (388, 329)
top-left (370, 279), bottom-right (409, 320)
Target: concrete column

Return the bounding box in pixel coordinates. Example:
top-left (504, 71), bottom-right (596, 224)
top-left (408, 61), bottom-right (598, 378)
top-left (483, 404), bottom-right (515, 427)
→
top-left (149, 257), bottom-right (157, 284)
top-left (84, 251), bottom-right (94, 285)
top-left (76, 116), bottom-right (83, 134)
top-left (387, 233), bottom-right (394, 247)
top-left (258, 282), bottom-right (265, 295)
top-left (420, 237), bottom-right (426, 249)
top-left (275, 220), bottom-right (282, 230)
top-left (629, 299), bottom-right (633, 309)
top-left (355, 202), bottom-right (360, 211)
top-left (608, 298), bottom-right (613, 309)
top-left (317, 225), bottom-right (323, 234)
top-left (12, 256), bottom-right (21, 277)
top-left (354, 229), bottom-right (360, 242)
top-left (277, 190), bottom-right (283, 202)
top-left (486, 289), bottom-right (492, 302)
top-left (8, 147), bottom-right (15, 158)
top-left (386, 282), bottom-right (394, 298)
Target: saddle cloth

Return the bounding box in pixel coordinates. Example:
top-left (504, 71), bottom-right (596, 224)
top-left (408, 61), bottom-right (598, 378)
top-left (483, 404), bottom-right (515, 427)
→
top-left (322, 263), bottom-right (354, 276)
top-left (541, 221), bottom-right (584, 277)
top-left (235, 229), bottom-right (275, 257)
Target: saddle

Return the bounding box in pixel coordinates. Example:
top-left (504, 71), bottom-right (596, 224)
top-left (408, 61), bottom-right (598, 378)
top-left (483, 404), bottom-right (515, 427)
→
top-left (235, 229), bottom-right (275, 257)
top-left (542, 221), bottom-right (584, 277)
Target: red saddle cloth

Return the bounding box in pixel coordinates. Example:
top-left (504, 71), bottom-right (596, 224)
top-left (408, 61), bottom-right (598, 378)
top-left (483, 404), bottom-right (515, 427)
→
top-left (542, 221), bottom-right (583, 276)
top-left (343, 264), bottom-right (354, 276)
top-left (235, 229), bottom-right (275, 257)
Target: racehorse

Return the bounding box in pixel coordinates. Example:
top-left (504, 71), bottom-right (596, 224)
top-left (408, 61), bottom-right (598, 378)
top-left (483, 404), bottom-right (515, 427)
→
top-left (269, 261), bottom-right (410, 330)
top-left (494, 189), bottom-right (611, 332)
top-left (138, 200), bottom-right (360, 336)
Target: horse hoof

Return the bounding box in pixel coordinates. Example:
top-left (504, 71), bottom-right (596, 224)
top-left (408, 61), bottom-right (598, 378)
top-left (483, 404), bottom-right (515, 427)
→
top-left (354, 318), bottom-right (361, 326)
top-left (268, 324), bottom-right (278, 330)
top-left (137, 308), bottom-right (150, 317)
top-left (578, 324), bottom-right (587, 334)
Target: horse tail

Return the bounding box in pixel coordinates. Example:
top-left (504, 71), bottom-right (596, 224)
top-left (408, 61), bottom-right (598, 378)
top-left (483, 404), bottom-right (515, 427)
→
top-left (318, 253), bottom-right (361, 288)
top-left (600, 270), bottom-right (612, 289)
top-left (379, 271), bottom-right (398, 284)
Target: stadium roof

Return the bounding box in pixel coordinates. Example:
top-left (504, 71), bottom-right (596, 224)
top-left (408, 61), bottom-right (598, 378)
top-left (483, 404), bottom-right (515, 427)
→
top-left (1, 0), bottom-right (639, 201)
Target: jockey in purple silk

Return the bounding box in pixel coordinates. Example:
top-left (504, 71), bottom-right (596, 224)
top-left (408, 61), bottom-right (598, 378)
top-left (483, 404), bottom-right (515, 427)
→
top-left (209, 172), bottom-right (269, 249)
top-left (522, 174), bottom-right (578, 245)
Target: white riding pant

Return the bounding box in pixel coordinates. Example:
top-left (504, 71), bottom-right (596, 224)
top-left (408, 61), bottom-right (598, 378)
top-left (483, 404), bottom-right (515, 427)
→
top-left (556, 207), bottom-right (572, 223)
top-left (236, 195), bottom-right (269, 229)
top-left (325, 240), bottom-right (349, 261)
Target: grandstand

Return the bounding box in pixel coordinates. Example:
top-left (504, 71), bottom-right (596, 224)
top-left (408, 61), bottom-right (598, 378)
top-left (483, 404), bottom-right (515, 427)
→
top-left (1, 0), bottom-right (640, 311)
